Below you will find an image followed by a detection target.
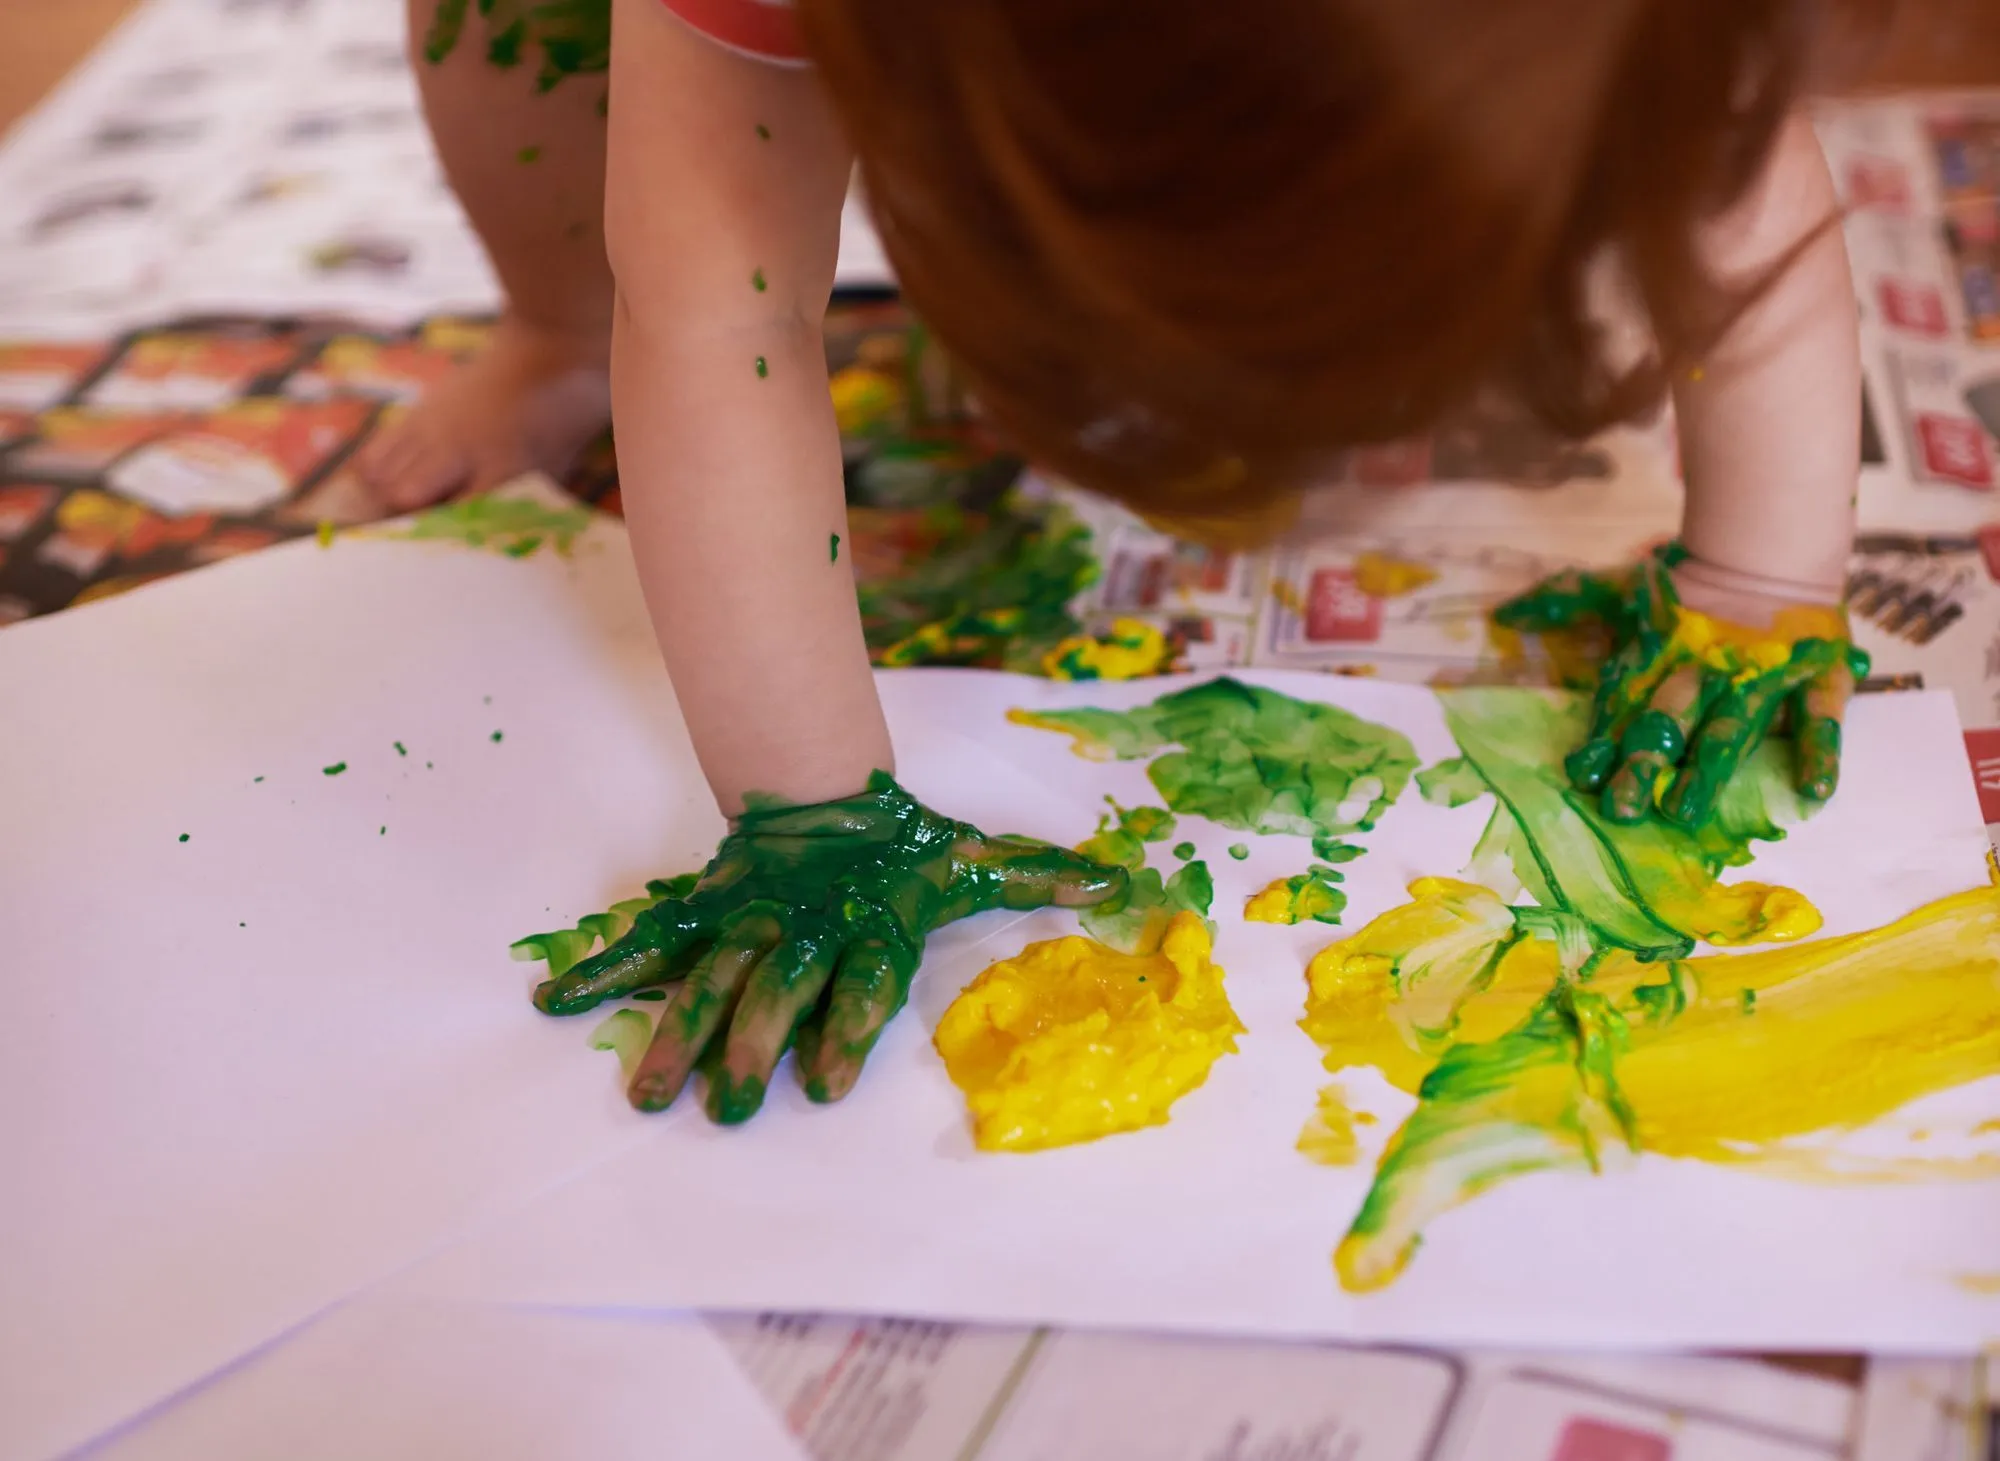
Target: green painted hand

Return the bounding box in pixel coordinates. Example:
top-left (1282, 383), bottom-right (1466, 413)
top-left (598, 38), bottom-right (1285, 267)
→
top-left (1493, 552), bottom-right (1869, 827)
top-left (535, 772), bottom-right (1127, 1123)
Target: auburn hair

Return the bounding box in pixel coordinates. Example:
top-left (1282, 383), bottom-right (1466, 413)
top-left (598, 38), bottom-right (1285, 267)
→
top-left (799, 0), bottom-right (1895, 518)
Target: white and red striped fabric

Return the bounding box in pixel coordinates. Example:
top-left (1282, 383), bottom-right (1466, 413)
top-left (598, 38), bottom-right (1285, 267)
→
top-left (660, 0), bottom-right (807, 65)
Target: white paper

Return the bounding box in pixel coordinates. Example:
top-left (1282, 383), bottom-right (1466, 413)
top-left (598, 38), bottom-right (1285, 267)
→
top-left (5, 512), bottom-right (1996, 1460)
top-left (85, 1295), bottom-right (806, 1461)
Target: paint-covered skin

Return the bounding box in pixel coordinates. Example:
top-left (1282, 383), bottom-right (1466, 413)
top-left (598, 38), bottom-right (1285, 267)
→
top-left (1244, 867), bottom-right (1348, 926)
top-left (934, 912), bottom-right (1243, 1151)
top-left (1010, 677), bottom-right (1418, 838)
top-left (424, 0), bottom-right (610, 90)
top-left (1493, 550), bottom-right (1868, 826)
top-left (524, 773), bottom-right (1126, 1123)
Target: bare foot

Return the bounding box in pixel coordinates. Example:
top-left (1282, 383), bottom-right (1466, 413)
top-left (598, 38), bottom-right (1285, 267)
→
top-left (355, 316), bottom-right (611, 510)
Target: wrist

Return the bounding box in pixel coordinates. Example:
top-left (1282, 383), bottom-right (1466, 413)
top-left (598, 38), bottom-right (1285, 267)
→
top-left (1671, 552), bottom-right (1845, 610)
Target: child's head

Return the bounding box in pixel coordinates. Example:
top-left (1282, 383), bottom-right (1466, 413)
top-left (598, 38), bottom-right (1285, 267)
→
top-left (803, 0), bottom-right (1890, 517)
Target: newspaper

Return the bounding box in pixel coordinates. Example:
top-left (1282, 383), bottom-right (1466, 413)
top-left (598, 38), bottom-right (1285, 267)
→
top-left (1853, 1352), bottom-right (2000, 1461)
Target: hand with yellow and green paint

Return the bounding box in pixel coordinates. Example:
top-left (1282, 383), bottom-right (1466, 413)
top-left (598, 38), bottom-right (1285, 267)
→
top-left (534, 772), bottom-right (1126, 1122)
top-left (1493, 547), bottom-right (1868, 827)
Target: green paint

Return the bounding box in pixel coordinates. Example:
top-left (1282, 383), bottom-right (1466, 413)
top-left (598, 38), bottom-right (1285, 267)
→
top-left (1416, 757), bottom-right (1486, 809)
top-left (1070, 801), bottom-right (1209, 952)
top-left (1249, 866), bottom-right (1348, 925)
top-left (517, 144), bottom-right (542, 164)
top-left (395, 496), bottom-right (592, 558)
top-left (178, 833), bottom-right (189, 843)
top-left (523, 776), bottom-right (1122, 1122)
top-left (379, 826), bottom-right (387, 836)
top-left (491, 731), bottom-right (504, 743)
top-left (830, 533), bottom-right (840, 564)
top-left (424, 0), bottom-right (610, 91)
top-left (1740, 987), bottom-right (1757, 1013)
top-left (426, 762), bottom-right (434, 770)
top-left (253, 776), bottom-right (264, 783)
top-left (865, 494), bottom-right (1097, 672)
top-left (751, 267), bottom-right (767, 293)
top-left (1012, 678), bottom-right (1417, 838)
top-left (755, 123), bottom-right (771, 140)
top-left (632, 989), bottom-right (668, 1002)
top-left (1312, 836), bottom-right (1365, 863)
top-left (1228, 844), bottom-right (1250, 860)
top-left (1172, 841), bottom-right (1196, 860)
top-left (590, 1008), bottom-right (652, 1078)
top-left (323, 762), bottom-right (347, 776)
top-left (394, 741), bottom-right (407, 757)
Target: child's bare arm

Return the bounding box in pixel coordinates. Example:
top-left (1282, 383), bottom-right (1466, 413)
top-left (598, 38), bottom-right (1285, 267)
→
top-left (604, 0), bottom-right (891, 814)
top-left (1673, 112), bottom-right (1858, 612)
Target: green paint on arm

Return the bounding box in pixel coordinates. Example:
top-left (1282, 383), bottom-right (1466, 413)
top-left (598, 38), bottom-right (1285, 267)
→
top-left (395, 496), bottom-right (592, 558)
top-left (755, 122), bottom-right (771, 140)
top-left (517, 144), bottom-right (541, 164)
top-left (323, 762), bottom-right (347, 776)
top-left (755, 356), bottom-right (768, 379)
top-left (751, 267), bottom-right (767, 293)
top-left (830, 533), bottom-right (840, 563)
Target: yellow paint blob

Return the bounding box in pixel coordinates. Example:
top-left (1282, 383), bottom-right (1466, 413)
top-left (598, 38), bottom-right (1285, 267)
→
top-left (1042, 617), bottom-right (1173, 681)
top-left (1353, 552), bottom-right (1439, 599)
top-left (1298, 1084), bottom-right (1371, 1166)
top-left (1245, 872), bottom-right (1344, 926)
top-left (934, 912), bottom-right (1243, 1152)
top-left (1669, 602), bottom-right (1850, 681)
top-left (1954, 1272), bottom-right (2000, 1296)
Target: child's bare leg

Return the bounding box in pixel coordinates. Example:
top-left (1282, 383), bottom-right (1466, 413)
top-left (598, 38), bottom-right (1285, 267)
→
top-left (359, 2), bottom-right (615, 508)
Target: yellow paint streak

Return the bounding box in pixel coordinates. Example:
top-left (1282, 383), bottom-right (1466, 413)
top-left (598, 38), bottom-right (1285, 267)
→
top-left (1245, 874), bottom-right (1342, 926)
top-left (935, 913), bottom-right (1243, 1152)
top-left (1353, 552), bottom-right (1439, 599)
top-left (1041, 617), bottom-right (1173, 681)
top-left (1641, 876), bottom-right (1823, 947)
top-left (1619, 885), bottom-right (2000, 1161)
top-left (1298, 1085), bottom-right (1365, 1166)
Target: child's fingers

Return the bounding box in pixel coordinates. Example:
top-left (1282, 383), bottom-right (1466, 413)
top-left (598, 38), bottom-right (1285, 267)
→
top-left (1661, 671), bottom-right (1798, 828)
top-left (1601, 664), bottom-right (1707, 823)
top-left (946, 835), bottom-right (1129, 919)
top-left (1564, 637), bottom-right (1656, 792)
top-left (625, 918), bottom-right (775, 1113)
top-left (1791, 653), bottom-right (1856, 802)
top-left (795, 939), bottom-right (916, 1105)
top-left (707, 933), bottom-right (842, 1124)
top-left (535, 908), bottom-right (703, 1014)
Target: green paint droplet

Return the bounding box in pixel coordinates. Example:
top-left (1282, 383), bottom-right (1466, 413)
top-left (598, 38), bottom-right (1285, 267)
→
top-left (1172, 841), bottom-right (1196, 860)
top-left (751, 267), bottom-right (766, 293)
top-left (253, 776), bottom-right (265, 784)
top-left (239, 922), bottom-right (246, 928)
top-left (1137, 975), bottom-right (1147, 983)
top-left (178, 833), bottom-right (190, 843)
top-left (754, 356), bottom-right (768, 379)
top-left (755, 122), bottom-right (770, 140)
top-left (1228, 844), bottom-right (1250, 860)
top-left (1740, 987), bottom-right (1757, 1013)
top-left (517, 144), bottom-right (542, 164)
top-left (484, 696), bottom-right (492, 705)
top-left (393, 741), bottom-right (407, 757)
top-left (379, 826), bottom-right (387, 836)
top-left (491, 731), bottom-right (504, 743)
top-left (426, 761), bottom-right (434, 770)
top-left (324, 762), bottom-right (347, 776)
top-left (830, 533), bottom-right (841, 564)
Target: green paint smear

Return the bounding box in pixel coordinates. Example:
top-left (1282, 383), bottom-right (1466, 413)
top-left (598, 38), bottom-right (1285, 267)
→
top-left (178, 833), bottom-right (190, 843)
top-left (1228, 844), bottom-right (1250, 860)
top-left (395, 496), bottom-right (592, 558)
top-left (1327, 687), bottom-right (1819, 1291)
top-left (1250, 866), bottom-right (1348, 925)
top-left (755, 356), bottom-right (768, 379)
top-left (517, 144), bottom-right (542, 164)
top-left (394, 741), bottom-right (407, 756)
top-left (491, 731), bottom-right (504, 743)
top-left (1312, 836), bottom-right (1364, 863)
top-left (425, 0), bottom-right (610, 91)
top-left (1171, 841), bottom-right (1196, 860)
top-left (590, 1008), bottom-right (652, 1077)
top-left (323, 762), bottom-right (347, 776)
top-left (830, 532), bottom-right (841, 564)
top-left (1017, 678), bottom-right (1418, 838)
top-left (864, 494), bottom-right (1097, 672)
top-left (513, 875), bottom-right (698, 977)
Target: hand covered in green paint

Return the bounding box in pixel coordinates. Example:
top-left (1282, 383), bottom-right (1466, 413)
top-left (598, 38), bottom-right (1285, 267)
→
top-left (1493, 550), bottom-right (1868, 827)
top-left (536, 772), bottom-right (1127, 1122)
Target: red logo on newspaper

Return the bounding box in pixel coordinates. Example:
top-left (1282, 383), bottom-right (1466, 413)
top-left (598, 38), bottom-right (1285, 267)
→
top-left (1977, 523), bottom-right (2000, 583)
top-left (1550, 1418), bottom-right (1672, 1461)
top-left (1916, 414), bottom-right (1995, 489)
top-left (1845, 155), bottom-right (1912, 211)
top-left (1352, 438), bottom-right (1433, 488)
top-left (1966, 727), bottom-right (2000, 826)
top-left (1877, 278), bottom-right (1948, 335)
top-left (1305, 568), bottom-right (1383, 642)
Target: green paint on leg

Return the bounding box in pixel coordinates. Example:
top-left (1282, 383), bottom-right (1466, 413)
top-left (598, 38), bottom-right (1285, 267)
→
top-left (755, 122), bottom-right (771, 140)
top-left (516, 144), bottom-right (542, 164)
top-left (830, 533), bottom-right (841, 564)
top-left (751, 267), bottom-right (767, 293)
top-left (755, 356), bottom-right (768, 379)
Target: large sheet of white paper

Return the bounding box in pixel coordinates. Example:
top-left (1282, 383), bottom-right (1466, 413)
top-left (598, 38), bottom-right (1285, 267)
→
top-left (5, 512), bottom-right (1996, 1459)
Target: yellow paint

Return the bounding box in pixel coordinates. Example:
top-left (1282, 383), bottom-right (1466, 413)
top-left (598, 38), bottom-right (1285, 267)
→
top-left (1353, 552), bottom-right (1439, 599)
top-left (1669, 602), bottom-right (1850, 681)
top-left (1308, 878), bottom-right (2000, 1292)
top-left (1483, 620), bottom-right (1604, 691)
top-left (934, 913), bottom-right (1243, 1152)
top-left (1298, 1084), bottom-right (1366, 1166)
top-left (828, 364), bottom-right (904, 436)
top-left (1955, 1272), bottom-right (2000, 1296)
top-left (315, 518), bottom-right (335, 548)
top-left (1245, 873), bottom-right (1343, 926)
top-left (1637, 873), bottom-right (1822, 947)
top-left (1041, 617), bottom-right (1172, 681)
top-left (1270, 579), bottom-right (1306, 617)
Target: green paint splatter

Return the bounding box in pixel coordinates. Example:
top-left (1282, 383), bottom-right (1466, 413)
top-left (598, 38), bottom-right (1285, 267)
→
top-left (253, 776), bottom-right (264, 783)
top-left (751, 267), bottom-right (767, 293)
top-left (1172, 841), bottom-right (1196, 860)
top-left (1011, 678), bottom-right (1417, 838)
top-left (379, 826), bottom-right (387, 836)
top-left (178, 833), bottom-right (190, 843)
top-left (590, 1008), bottom-right (653, 1077)
top-left (394, 496), bottom-right (592, 558)
top-left (1416, 757), bottom-right (1486, 809)
top-left (755, 356), bottom-right (768, 379)
top-left (517, 144), bottom-right (542, 164)
top-left (323, 762), bottom-right (347, 776)
top-left (1312, 835), bottom-right (1365, 863)
top-left (394, 742), bottom-right (407, 757)
top-left (491, 731), bottom-right (504, 743)
top-left (1228, 844), bottom-right (1250, 860)
top-left (830, 533), bottom-right (841, 564)
top-left (1246, 865), bottom-right (1347, 925)
top-left (424, 0), bottom-right (611, 92)
top-left (755, 122), bottom-right (770, 140)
